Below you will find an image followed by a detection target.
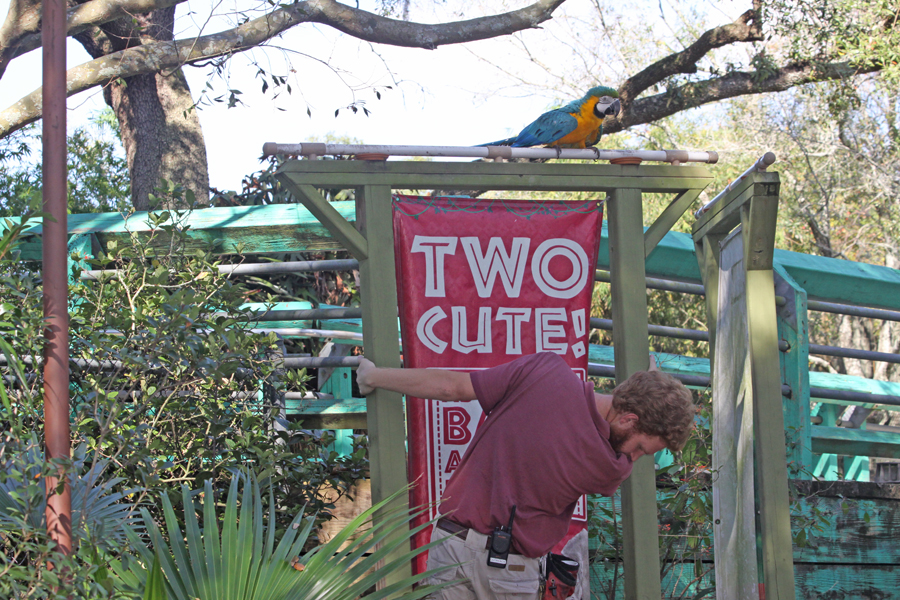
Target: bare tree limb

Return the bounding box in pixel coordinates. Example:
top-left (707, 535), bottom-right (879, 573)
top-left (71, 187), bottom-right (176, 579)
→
top-left (618, 7), bottom-right (763, 107)
top-left (603, 60), bottom-right (882, 137)
top-left (0, 0), bottom-right (566, 137)
top-left (0, 0), bottom-right (187, 78)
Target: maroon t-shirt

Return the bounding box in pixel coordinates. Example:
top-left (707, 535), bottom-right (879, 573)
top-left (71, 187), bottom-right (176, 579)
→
top-left (438, 352), bottom-right (633, 558)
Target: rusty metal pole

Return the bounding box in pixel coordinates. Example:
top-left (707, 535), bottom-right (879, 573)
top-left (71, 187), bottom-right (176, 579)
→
top-left (42, 0), bottom-right (72, 556)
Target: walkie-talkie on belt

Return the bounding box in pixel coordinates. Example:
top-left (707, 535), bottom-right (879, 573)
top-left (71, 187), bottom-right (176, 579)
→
top-left (487, 505), bottom-right (517, 569)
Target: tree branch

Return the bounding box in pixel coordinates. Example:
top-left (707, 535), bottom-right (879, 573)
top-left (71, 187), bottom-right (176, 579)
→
top-left (618, 7), bottom-right (763, 107)
top-left (0, 0), bottom-right (566, 137)
top-left (603, 60), bottom-right (882, 136)
top-left (0, 0), bottom-right (187, 78)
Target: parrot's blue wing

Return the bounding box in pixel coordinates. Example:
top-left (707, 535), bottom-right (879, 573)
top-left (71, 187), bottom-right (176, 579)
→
top-left (510, 110), bottom-right (578, 147)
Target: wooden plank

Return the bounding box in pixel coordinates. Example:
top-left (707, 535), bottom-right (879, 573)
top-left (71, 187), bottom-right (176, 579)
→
top-left (775, 248), bottom-right (900, 312)
top-left (590, 560), bottom-right (715, 600)
top-left (810, 372), bottom-right (900, 407)
top-left (792, 491), bottom-right (900, 564)
top-left (355, 184), bottom-right (411, 590)
top-left (643, 189), bottom-right (703, 259)
top-left (589, 345), bottom-right (711, 379)
top-left (280, 180), bottom-right (369, 260)
top-left (745, 266), bottom-right (797, 598)
top-left (14, 202), bottom-right (358, 259)
top-left (711, 233), bottom-right (759, 600)
top-left (592, 558), bottom-right (900, 599)
top-left (793, 564), bottom-right (900, 599)
top-left (712, 231), bottom-right (761, 600)
top-left (811, 426), bottom-right (900, 459)
top-left (693, 175), bottom-right (780, 241)
top-left (279, 158), bottom-right (713, 180)
top-left (275, 172), bottom-right (714, 193)
top-left (774, 266), bottom-right (813, 478)
top-left (241, 301), bottom-right (314, 329)
top-left (607, 187), bottom-right (661, 600)
top-left (695, 234), bottom-right (724, 373)
top-left (744, 192), bottom-right (779, 271)
top-left (692, 182), bottom-right (756, 241)
top-left (16, 198), bottom-right (900, 315)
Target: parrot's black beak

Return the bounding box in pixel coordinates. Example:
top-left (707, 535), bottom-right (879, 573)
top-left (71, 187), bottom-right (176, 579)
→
top-left (604, 99), bottom-right (622, 117)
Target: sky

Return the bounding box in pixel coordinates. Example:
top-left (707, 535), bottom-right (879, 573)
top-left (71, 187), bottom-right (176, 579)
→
top-left (0, 0), bottom-right (745, 192)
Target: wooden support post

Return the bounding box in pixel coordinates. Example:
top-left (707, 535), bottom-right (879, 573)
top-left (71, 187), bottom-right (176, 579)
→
top-left (711, 230), bottom-right (761, 600)
top-left (695, 234), bottom-right (724, 369)
top-left (774, 265), bottom-right (812, 479)
top-left (742, 197), bottom-right (796, 599)
top-left (355, 184), bottom-right (412, 590)
top-left (607, 188), bottom-right (661, 600)
top-left (811, 403), bottom-right (841, 479)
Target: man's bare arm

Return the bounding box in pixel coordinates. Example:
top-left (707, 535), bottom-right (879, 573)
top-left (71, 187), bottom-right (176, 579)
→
top-left (356, 358), bottom-right (477, 402)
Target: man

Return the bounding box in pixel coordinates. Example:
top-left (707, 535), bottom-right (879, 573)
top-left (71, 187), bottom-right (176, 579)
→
top-left (356, 352), bottom-right (695, 599)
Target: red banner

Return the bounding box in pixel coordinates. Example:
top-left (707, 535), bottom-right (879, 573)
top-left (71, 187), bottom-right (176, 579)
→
top-left (392, 195), bottom-right (603, 574)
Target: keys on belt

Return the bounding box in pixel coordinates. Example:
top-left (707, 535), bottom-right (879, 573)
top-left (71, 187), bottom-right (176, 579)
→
top-left (436, 518), bottom-right (521, 555)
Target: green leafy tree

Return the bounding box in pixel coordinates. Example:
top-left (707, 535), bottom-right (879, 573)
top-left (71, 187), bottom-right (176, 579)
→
top-left (0, 111), bottom-right (131, 217)
top-left (0, 194), bottom-right (368, 596)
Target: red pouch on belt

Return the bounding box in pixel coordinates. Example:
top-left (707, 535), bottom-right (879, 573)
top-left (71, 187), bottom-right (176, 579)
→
top-left (541, 553), bottom-right (579, 599)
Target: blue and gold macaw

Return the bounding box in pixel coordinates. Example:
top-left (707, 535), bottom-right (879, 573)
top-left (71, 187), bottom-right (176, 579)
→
top-left (483, 85), bottom-right (621, 149)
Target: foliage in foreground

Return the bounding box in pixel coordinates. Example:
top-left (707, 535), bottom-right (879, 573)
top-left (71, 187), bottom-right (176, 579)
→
top-left (114, 473), bottom-right (448, 600)
top-left (0, 198), bottom-right (368, 597)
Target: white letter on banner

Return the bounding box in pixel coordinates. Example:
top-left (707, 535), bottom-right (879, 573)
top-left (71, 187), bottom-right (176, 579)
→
top-left (531, 239), bottom-right (589, 299)
top-left (496, 308), bottom-right (532, 355)
top-left (451, 307), bottom-right (492, 354)
top-left (417, 306), bottom-right (448, 353)
top-left (571, 308), bottom-right (586, 358)
top-left (536, 308), bottom-right (568, 355)
top-left (460, 237), bottom-right (530, 298)
top-left (411, 236), bottom-right (458, 297)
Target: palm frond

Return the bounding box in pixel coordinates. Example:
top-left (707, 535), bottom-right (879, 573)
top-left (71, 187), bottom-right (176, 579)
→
top-left (114, 469), bottom-right (455, 600)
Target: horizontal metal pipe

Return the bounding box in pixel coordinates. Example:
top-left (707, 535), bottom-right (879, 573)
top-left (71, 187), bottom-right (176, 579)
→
top-left (106, 389), bottom-right (334, 401)
top-left (82, 259), bottom-right (360, 281)
top-left (694, 152), bottom-right (776, 217)
top-left (219, 260), bottom-right (359, 276)
top-left (807, 299), bottom-right (900, 323)
top-left (594, 270), bottom-right (706, 295)
top-left (809, 344), bottom-right (900, 364)
top-left (262, 143), bottom-right (720, 164)
top-left (810, 386), bottom-right (900, 408)
top-left (283, 356), bottom-right (363, 369)
top-left (243, 307), bottom-right (362, 322)
top-left (594, 270), bottom-right (787, 306)
top-left (585, 363), bottom-right (797, 396)
top-left (840, 421), bottom-right (900, 434)
top-left (248, 328), bottom-right (363, 340)
top-left (589, 318), bottom-right (794, 350)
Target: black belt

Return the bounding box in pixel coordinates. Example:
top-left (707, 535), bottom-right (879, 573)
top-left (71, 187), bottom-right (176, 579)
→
top-left (436, 518), bottom-right (521, 555)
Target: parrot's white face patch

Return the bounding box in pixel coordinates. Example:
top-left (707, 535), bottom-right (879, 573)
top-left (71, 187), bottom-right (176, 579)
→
top-left (594, 97), bottom-right (620, 118)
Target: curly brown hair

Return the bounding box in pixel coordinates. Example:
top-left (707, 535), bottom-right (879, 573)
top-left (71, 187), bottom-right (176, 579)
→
top-left (611, 370), bottom-right (696, 452)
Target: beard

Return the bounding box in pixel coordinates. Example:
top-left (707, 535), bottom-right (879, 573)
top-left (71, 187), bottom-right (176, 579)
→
top-left (608, 425), bottom-right (633, 454)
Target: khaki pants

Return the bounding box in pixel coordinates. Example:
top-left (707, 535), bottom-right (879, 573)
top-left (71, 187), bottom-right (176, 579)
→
top-left (421, 526), bottom-right (541, 600)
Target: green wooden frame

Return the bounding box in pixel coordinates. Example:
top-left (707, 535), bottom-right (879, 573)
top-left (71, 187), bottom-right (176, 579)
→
top-left (693, 171), bottom-right (796, 599)
top-left (275, 158), bottom-right (714, 598)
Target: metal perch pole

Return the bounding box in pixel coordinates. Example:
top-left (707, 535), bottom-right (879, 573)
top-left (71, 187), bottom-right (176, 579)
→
top-left (41, 0), bottom-right (72, 557)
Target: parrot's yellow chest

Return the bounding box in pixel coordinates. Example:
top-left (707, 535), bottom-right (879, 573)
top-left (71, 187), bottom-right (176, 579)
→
top-left (555, 98), bottom-right (604, 148)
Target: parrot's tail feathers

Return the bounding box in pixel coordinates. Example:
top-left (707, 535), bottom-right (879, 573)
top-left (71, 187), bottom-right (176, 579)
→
top-left (477, 137), bottom-right (517, 147)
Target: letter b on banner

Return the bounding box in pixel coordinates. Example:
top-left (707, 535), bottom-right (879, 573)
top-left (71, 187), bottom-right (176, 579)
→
top-left (443, 406), bottom-right (472, 445)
